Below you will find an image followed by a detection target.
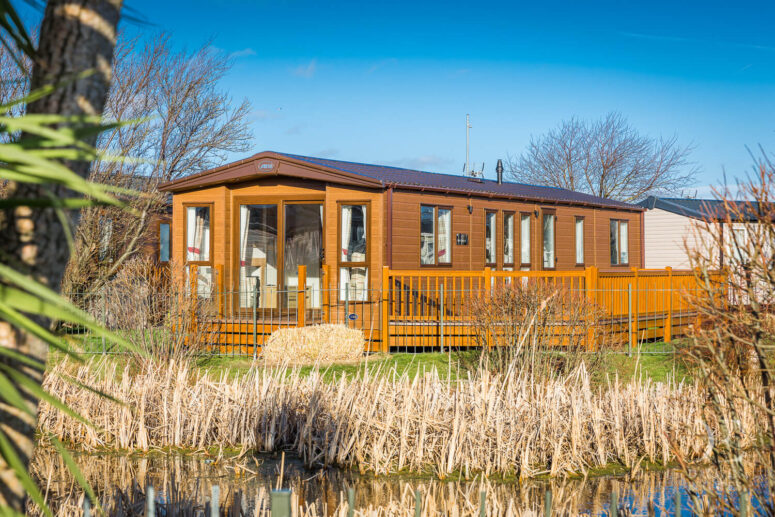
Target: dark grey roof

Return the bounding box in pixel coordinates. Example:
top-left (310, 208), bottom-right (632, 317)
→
top-left (160, 151), bottom-right (642, 210)
top-left (279, 153), bottom-right (640, 210)
top-left (638, 196), bottom-right (773, 222)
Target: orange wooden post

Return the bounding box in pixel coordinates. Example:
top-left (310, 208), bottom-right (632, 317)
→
top-left (321, 265), bottom-right (330, 324)
top-left (584, 266), bottom-right (598, 351)
top-left (188, 265), bottom-right (198, 347)
top-left (630, 267), bottom-right (639, 351)
top-left (297, 265), bottom-right (306, 327)
top-left (381, 266), bottom-right (390, 352)
top-left (484, 267), bottom-right (492, 349)
top-left (216, 264), bottom-right (224, 319)
top-left (665, 266), bottom-right (673, 343)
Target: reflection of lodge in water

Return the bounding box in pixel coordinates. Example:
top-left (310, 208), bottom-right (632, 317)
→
top-left (161, 151), bottom-right (713, 353)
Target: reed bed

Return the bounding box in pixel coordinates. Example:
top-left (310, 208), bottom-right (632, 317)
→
top-left (38, 358), bottom-right (761, 479)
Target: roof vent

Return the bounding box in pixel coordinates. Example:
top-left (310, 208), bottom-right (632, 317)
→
top-left (496, 159), bottom-right (504, 184)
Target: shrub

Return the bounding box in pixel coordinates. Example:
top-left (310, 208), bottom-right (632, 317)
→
top-left (465, 281), bottom-right (606, 376)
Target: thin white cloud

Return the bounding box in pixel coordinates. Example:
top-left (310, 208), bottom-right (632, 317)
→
top-left (230, 48), bottom-right (256, 58)
top-left (316, 148), bottom-right (339, 158)
top-left (293, 59), bottom-right (317, 78)
top-left (284, 124), bottom-right (304, 136)
top-left (367, 58), bottom-right (398, 74)
top-left (252, 108), bottom-right (283, 121)
top-left (619, 31), bottom-right (775, 53)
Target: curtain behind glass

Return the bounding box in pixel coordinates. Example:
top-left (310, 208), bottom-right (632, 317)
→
top-left (520, 214), bottom-right (530, 265)
top-left (485, 212), bottom-right (496, 264)
top-left (542, 214), bottom-right (555, 268)
top-left (504, 213), bottom-right (514, 264)
top-left (239, 205), bottom-right (277, 309)
top-left (620, 221), bottom-right (629, 264)
top-left (186, 206), bottom-right (210, 261)
top-left (341, 205), bottom-right (366, 263)
top-left (284, 204), bottom-right (323, 308)
top-left (437, 208), bottom-right (451, 264)
top-left (575, 218), bottom-right (584, 264)
top-left (420, 206), bottom-right (435, 265)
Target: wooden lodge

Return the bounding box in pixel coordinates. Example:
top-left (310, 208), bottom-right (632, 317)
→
top-left (159, 151), bottom-right (705, 352)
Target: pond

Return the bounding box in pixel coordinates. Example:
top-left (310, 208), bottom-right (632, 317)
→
top-left (32, 449), bottom-right (718, 516)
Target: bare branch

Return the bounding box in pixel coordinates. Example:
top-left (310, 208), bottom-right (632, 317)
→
top-left (508, 112), bottom-right (698, 202)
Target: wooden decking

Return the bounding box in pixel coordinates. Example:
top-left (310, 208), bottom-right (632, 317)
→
top-left (197, 266), bottom-right (720, 354)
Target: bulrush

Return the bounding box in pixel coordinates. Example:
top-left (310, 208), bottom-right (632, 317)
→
top-left (39, 358), bottom-right (760, 479)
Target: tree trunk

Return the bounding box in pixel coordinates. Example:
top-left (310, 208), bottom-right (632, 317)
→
top-left (0, 0), bottom-right (122, 510)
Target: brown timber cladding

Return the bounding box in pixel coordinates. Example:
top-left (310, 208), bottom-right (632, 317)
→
top-left (389, 189), bottom-right (643, 271)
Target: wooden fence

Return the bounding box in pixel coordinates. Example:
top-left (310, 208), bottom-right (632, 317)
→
top-left (195, 265), bottom-right (720, 354)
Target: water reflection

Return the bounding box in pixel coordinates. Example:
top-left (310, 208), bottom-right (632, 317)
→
top-left (28, 449), bottom-right (735, 516)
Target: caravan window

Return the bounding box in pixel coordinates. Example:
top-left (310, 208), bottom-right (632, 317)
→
top-left (340, 204), bottom-right (369, 301)
top-left (185, 205), bottom-right (212, 298)
top-left (420, 205), bottom-right (452, 266)
top-left (610, 219), bottom-right (630, 265)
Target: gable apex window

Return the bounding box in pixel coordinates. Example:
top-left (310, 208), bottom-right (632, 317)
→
top-left (610, 219), bottom-right (629, 265)
top-left (420, 205), bottom-right (452, 266)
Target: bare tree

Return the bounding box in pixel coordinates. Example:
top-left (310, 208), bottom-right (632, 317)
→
top-left (0, 0), bottom-right (122, 509)
top-left (62, 34), bottom-right (253, 294)
top-left (508, 112), bottom-right (697, 202)
top-left (676, 158), bottom-right (775, 515)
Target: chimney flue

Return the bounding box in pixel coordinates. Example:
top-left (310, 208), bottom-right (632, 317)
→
top-left (496, 159), bottom-right (504, 184)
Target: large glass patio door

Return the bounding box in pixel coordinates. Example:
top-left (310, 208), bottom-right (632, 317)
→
top-left (283, 203), bottom-right (323, 309)
top-left (238, 202), bottom-right (323, 310)
top-left (239, 204), bottom-right (278, 309)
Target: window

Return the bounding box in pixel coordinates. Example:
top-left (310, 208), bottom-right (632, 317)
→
top-left (284, 204), bottom-right (323, 307)
top-left (238, 202), bottom-right (324, 310)
top-left (503, 212), bottom-right (515, 266)
top-left (420, 206), bottom-right (435, 265)
top-left (485, 211), bottom-right (497, 265)
top-left (731, 226), bottom-right (748, 263)
top-left (159, 223), bottom-right (170, 263)
top-left (239, 204), bottom-right (278, 308)
top-left (420, 206), bottom-right (452, 265)
top-left (186, 205), bottom-right (212, 298)
top-left (520, 213), bottom-right (531, 266)
top-left (99, 217), bottom-right (113, 262)
top-left (575, 217), bottom-right (584, 265)
top-left (610, 219), bottom-right (630, 265)
top-left (542, 212), bottom-right (556, 269)
top-left (340, 204), bottom-right (368, 301)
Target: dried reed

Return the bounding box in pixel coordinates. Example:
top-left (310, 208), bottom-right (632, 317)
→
top-left (38, 358), bottom-right (763, 481)
top-left (261, 324), bottom-right (364, 366)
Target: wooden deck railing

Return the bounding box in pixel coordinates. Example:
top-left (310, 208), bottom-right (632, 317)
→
top-left (198, 264), bottom-right (721, 353)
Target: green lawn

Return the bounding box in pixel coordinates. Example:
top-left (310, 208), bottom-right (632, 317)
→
top-left (52, 334), bottom-right (691, 386)
top-left (193, 345), bottom-right (691, 386)
top-left (194, 351), bottom-right (476, 382)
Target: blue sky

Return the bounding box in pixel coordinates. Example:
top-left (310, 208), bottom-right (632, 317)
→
top-left (29, 1), bottom-right (775, 192)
